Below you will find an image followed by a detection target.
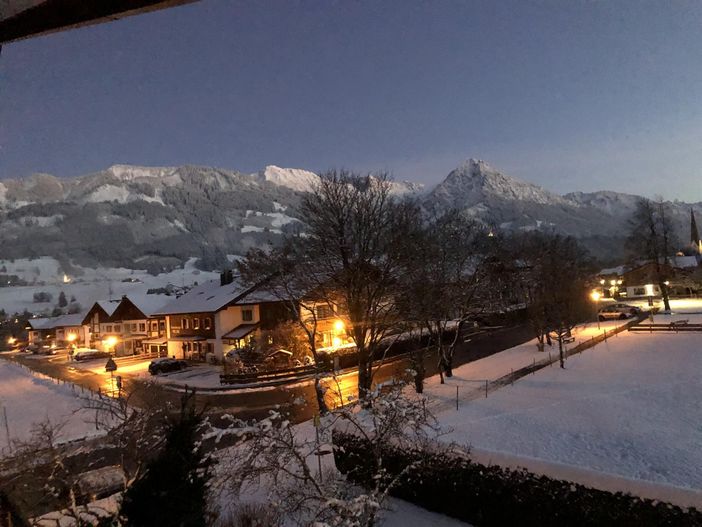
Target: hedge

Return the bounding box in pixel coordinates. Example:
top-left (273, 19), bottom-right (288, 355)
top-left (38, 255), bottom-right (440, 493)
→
top-left (333, 431), bottom-right (702, 527)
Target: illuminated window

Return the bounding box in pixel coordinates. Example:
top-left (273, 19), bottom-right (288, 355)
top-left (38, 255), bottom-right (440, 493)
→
top-left (204, 317), bottom-right (211, 329)
top-left (193, 318), bottom-right (200, 329)
top-left (183, 318), bottom-right (190, 329)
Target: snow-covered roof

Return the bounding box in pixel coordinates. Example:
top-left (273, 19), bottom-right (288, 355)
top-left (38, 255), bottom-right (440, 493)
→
top-left (236, 288), bottom-right (281, 304)
top-left (124, 294), bottom-right (171, 317)
top-left (221, 323), bottom-right (258, 340)
top-left (27, 318), bottom-right (53, 330)
top-left (96, 300), bottom-right (121, 317)
top-left (153, 279), bottom-right (254, 315)
top-left (28, 313), bottom-right (87, 330)
top-left (673, 255), bottom-right (699, 269)
top-left (598, 265), bottom-right (625, 276)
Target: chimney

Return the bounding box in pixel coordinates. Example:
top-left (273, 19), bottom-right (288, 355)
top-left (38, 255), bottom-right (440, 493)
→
top-left (220, 269), bottom-right (234, 286)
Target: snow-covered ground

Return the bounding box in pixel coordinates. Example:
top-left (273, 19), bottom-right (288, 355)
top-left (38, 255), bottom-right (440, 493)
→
top-left (0, 359), bottom-right (105, 455)
top-left (425, 318), bottom-right (629, 405)
top-left (426, 311), bottom-right (702, 494)
top-left (0, 256), bottom-right (219, 315)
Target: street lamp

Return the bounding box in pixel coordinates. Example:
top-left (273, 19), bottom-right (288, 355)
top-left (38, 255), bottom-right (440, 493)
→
top-left (590, 290), bottom-right (601, 330)
top-left (103, 336), bottom-right (119, 354)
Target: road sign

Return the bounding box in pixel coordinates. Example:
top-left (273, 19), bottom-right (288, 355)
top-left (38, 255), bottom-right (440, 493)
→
top-left (105, 357), bottom-right (117, 373)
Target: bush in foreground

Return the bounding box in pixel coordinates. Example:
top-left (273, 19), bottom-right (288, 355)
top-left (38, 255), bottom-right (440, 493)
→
top-left (334, 431), bottom-right (702, 527)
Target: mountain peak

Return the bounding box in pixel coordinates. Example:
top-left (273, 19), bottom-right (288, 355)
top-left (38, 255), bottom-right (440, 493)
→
top-left (429, 159), bottom-right (570, 210)
top-left (258, 165), bottom-right (320, 193)
top-left (461, 158), bottom-right (491, 172)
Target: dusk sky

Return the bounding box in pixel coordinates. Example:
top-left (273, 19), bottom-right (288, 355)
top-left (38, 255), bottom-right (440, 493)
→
top-left (2, 0), bottom-right (702, 200)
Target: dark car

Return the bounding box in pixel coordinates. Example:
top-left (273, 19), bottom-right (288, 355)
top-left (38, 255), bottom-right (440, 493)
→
top-left (74, 349), bottom-right (112, 361)
top-left (148, 358), bottom-right (189, 375)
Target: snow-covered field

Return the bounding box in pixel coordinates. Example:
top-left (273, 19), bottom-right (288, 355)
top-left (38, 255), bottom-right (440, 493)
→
top-left (0, 256), bottom-right (219, 315)
top-left (0, 359), bottom-right (104, 455)
top-left (427, 312), bottom-right (702, 493)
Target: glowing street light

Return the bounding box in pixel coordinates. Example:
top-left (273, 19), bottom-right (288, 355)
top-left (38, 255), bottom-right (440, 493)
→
top-left (103, 335), bottom-right (119, 353)
top-left (591, 290), bottom-right (602, 330)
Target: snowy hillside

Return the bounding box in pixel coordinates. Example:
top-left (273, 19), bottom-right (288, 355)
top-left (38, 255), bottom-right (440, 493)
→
top-left (1, 158), bottom-right (700, 280)
top-left (0, 256), bottom-right (219, 316)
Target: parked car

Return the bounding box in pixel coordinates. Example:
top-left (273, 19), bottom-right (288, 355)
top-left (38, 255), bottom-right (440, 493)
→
top-left (611, 303), bottom-right (642, 314)
top-left (148, 358), bottom-right (189, 375)
top-left (598, 304), bottom-right (640, 321)
top-left (36, 346), bottom-right (65, 355)
top-left (22, 343), bottom-right (39, 353)
top-left (74, 349), bottom-right (111, 362)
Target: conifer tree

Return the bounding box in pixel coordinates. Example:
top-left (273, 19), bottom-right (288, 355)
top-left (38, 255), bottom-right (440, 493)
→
top-left (119, 392), bottom-right (211, 527)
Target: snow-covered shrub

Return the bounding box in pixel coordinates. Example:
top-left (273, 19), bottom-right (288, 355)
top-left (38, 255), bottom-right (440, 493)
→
top-left (334, 432), bottom-right (702, 527)
top-left (213, 384), bottom-right (441, 527)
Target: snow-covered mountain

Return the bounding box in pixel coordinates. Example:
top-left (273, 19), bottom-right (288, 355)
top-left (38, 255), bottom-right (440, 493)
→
top-left (424, 159), bottom-right (615, 238)
top-left (1, 160), bottom-right (700, 273)
top-left (429, 159), bottom-right (571, 209)
top-left (257, 165), bottom-right (320, 193)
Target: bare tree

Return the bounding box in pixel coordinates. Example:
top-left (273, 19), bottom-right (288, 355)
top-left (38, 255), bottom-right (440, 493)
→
top-left (239, 245), bottom-right (333, 414)
top-left (245, 170), bottom-right (413, 403)
top-left (627, 198), bottom-right (679, 312)
top-left (514, 233), bottom-right (591, 366)
top-left (396, 209), bottom-right (490, 386)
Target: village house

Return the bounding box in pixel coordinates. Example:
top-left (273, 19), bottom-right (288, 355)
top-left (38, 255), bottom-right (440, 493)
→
top-left (595, 211), bottom-right (702, 300)
top-left (82, 299), bottom-right (121, 346)
top-left (153, 271), bottom-right (289, 361)
top-left (26, 313), bottom-right (90, 348)
top-left (300, 300), bottom-right (352, 352)
top-left (82, 295), bottom-right (169, 356)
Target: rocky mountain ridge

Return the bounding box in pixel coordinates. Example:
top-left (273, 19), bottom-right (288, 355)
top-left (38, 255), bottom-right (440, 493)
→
top-left (1, 160), bottom-right (700, 272)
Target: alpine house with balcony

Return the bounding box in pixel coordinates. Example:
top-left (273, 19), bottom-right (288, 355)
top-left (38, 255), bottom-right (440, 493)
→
top-left (153, 271), bottom-right (288, 361)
